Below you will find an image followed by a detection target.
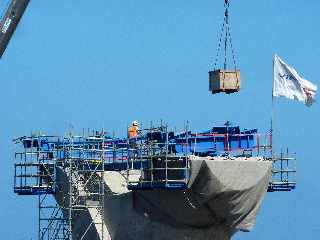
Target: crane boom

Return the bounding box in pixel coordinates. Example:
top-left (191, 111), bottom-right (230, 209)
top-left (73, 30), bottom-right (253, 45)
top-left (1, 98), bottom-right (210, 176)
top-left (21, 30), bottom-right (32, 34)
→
top-left (0, 0), bottom-right (30, 58)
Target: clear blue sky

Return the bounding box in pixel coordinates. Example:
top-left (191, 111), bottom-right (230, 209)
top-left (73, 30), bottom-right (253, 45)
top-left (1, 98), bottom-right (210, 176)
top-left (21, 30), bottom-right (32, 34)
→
top-left (0, 0), bottom-right (319, 239)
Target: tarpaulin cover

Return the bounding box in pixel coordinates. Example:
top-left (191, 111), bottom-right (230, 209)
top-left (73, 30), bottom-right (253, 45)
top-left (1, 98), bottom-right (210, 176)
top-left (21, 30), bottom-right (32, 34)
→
top-left (134, 157), bottom-right (272, 233)
top-left (55, 157), bottom-right (272, 240)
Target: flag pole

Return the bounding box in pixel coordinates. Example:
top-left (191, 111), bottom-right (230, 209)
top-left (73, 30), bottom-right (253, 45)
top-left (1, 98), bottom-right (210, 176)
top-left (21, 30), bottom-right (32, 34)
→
top-left (271, 55), bottom-right (275, 158)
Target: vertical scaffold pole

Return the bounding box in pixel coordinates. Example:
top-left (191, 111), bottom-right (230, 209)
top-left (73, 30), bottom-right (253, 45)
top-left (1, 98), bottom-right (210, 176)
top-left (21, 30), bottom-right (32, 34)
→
top-left (68, 134), bottom-right (73, 240)
top-left (101, 129), bottom-right (105, 240)
top-left (165, 124), bottom-right (168, 187)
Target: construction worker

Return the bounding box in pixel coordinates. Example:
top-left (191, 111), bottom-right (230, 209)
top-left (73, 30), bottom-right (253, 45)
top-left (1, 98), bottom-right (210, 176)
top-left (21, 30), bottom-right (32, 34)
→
top-left (128, 121), bottom-right (139, 139)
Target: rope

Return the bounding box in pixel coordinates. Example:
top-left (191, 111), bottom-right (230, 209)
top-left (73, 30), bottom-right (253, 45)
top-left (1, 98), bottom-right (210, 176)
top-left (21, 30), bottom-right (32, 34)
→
top-left (227, 24), bottom-right (237, 71)
top-left (213, 16), bottom-right (226, 71)
top-left (212, 0), bottom-right (238, 71)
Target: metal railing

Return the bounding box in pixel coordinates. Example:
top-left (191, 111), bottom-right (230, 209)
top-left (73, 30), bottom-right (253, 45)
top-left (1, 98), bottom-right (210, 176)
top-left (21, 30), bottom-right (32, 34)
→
top-left (126, 125), bottom-right (190, 190)
top-left (268, 150), bottom-right (297, 192)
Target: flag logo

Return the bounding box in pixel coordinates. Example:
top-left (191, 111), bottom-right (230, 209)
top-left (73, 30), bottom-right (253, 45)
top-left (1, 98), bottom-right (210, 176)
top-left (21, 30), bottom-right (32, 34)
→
top-left (273, 54), bottom-right (317, 106)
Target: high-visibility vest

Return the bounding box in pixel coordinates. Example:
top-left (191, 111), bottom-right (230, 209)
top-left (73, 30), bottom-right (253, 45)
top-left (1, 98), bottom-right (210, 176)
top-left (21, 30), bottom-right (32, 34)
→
top-left (128, 126), bottom-right (138, 138)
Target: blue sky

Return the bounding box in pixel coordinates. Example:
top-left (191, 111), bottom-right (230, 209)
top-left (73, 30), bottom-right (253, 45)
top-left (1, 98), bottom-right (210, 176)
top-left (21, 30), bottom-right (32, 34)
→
top-left (0, 0), bottom-right (319, 239)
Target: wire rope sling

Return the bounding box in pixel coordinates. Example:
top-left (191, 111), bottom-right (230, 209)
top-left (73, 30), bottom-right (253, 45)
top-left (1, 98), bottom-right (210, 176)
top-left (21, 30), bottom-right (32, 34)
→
top-left (209, 0), bottom-right (240, 94)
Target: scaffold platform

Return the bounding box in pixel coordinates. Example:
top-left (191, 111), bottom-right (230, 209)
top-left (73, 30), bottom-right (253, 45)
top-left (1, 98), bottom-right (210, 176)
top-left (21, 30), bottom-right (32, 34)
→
top-left (268, 153), bottom-right (297, 192)
top-left (13, 124), bottom-right (296, 195)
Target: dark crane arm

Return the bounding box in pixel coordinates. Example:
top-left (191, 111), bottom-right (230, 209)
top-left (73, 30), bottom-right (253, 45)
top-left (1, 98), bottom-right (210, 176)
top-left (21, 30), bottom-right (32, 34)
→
top-left (0, 0), bottom-right (30, 58)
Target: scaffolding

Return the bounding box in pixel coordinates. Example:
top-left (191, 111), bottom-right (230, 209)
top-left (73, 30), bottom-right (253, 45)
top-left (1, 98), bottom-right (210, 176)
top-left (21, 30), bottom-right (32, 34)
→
top-left (14, 132), bottom-right (107, 240)
top-left (268, 149), bottom-right (297, 192)
top-left (14, 135), bottom-right (70, 239)
top-left (13, 124), bottom-right (297, 239)
top-left (126, 125), bottom-right (189, 190)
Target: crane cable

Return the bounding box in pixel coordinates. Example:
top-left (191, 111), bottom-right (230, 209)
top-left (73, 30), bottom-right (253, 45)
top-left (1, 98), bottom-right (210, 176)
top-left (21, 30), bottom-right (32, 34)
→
top-left (213, 0), bottom-right (238, 71)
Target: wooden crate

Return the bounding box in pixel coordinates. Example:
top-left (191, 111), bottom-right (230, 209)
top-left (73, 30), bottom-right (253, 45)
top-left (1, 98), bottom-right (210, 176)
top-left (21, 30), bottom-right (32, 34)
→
top-left (209, 69), bottom-right (241, 94)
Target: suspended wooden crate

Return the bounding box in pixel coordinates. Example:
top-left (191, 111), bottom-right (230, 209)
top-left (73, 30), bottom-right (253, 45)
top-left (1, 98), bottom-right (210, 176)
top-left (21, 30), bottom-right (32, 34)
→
top-left (209, 69), bottom-right (241, 94)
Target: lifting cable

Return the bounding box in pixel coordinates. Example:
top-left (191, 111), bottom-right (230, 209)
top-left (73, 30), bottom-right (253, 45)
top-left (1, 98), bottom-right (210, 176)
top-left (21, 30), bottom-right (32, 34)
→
top-left (213, 0), bottom-right (238, 71)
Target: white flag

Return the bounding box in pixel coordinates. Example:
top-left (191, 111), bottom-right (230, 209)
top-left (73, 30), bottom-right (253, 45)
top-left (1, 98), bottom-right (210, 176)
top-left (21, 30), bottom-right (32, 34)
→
top-left (273, 54), bottom-right (317, 106)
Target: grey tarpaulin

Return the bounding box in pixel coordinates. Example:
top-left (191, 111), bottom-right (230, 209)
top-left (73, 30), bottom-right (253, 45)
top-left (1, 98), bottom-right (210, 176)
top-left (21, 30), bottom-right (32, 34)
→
top-left (55, 157), bottom-right (272, 240)
top-left (134, 157), bottom-right (272, 233)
